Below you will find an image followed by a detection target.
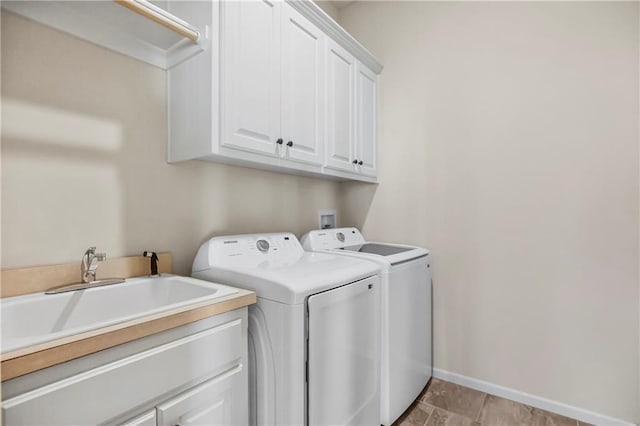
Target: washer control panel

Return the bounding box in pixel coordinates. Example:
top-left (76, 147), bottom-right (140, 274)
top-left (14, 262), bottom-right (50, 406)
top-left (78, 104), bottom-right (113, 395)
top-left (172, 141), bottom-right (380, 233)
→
top-left (301, 227), bottom-right (365, 250)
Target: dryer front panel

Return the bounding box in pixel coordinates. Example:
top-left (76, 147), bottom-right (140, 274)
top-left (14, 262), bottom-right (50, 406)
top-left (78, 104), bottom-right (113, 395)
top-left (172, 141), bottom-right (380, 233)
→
top-left (306, 275), bottom-right (381, 426)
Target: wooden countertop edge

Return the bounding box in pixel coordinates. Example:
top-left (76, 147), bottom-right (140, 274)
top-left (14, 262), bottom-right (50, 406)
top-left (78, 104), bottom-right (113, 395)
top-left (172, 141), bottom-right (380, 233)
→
top-left (1, 290), bottom-right (256, 381)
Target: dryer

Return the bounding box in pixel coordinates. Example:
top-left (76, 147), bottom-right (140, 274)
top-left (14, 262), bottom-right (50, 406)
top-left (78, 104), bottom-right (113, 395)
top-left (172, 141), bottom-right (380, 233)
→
top-left (192, 232), bottom-right (381, 426)
top-left (301, 228), bottom-right (431, 426)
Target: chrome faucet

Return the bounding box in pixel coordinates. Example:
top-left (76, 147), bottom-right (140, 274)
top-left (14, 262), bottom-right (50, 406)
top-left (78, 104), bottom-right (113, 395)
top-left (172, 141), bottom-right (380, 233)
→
top-left (45, 246), bottom-right (125, 294)
top-left (81, 246), bottom-right (107, 283)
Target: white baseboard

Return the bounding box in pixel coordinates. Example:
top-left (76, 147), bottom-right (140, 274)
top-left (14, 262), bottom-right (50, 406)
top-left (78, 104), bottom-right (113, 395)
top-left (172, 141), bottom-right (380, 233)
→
top-left (432, 368), bottom-right (636, 426)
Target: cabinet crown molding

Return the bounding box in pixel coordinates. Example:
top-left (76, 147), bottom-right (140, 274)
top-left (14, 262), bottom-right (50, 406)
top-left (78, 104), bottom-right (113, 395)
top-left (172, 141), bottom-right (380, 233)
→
top-left (286, 0), bottom-right (384, 74)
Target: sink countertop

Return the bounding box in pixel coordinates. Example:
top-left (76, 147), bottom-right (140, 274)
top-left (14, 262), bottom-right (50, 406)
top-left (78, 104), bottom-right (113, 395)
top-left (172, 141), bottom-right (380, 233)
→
top-left (1, 287), bottom-right (256, 381)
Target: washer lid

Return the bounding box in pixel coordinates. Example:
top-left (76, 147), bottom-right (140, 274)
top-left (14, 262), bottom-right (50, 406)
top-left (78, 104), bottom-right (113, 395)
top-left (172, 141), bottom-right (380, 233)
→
top-left (192, 233), bottom-right (380, 304)
top-left (339, 243), bottom-right (414, 256)
top-left (301, 228), bottom-right (429, 266)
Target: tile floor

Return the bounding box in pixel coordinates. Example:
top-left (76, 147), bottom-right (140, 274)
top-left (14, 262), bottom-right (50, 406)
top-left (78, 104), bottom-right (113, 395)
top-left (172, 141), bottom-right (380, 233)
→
top-left (394, 378), bottom-right (590, 426)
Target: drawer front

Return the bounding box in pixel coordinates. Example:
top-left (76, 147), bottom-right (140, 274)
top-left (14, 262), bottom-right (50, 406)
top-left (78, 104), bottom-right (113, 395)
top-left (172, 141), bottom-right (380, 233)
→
top-left (3, 319), bottom-right (243, 425)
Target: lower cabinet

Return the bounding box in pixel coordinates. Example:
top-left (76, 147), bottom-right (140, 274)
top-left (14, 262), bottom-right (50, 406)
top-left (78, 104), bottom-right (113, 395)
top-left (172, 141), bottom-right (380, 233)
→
top-left (122, 410), bottom-right (157, 426)
top-left (122, 365), bottom-right (244, 426)
top-left (2, 308), bottom-right (248, 426)
top-left (156, 365), bottom-right (244, 426)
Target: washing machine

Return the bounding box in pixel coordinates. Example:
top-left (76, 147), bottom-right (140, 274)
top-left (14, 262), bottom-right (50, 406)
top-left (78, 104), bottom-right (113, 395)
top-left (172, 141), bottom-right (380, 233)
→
top-left (192, 232), bottom-right (381, 426)
top-left (301, 227), bottom-right (431, 426)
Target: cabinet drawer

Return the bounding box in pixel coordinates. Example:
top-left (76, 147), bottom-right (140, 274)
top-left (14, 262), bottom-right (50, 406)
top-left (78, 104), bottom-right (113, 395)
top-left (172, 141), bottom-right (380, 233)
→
top-left (3, 319), bottom-right (243, 425)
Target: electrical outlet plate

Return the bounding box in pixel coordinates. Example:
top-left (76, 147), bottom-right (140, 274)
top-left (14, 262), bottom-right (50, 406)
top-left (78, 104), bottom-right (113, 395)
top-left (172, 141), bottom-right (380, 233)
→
top-left (318, 210), bottom-right (337, 229)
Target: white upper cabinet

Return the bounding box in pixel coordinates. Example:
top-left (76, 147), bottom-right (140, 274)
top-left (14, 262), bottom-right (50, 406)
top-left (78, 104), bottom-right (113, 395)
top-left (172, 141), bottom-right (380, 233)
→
top-left (324, 43), bottom-right (378, 180)
top-left (355, 61), bottom-right (378, 177)
top-left (222, 1), bottom-right (324, 167)
top-left (221, 0), bottom-right (282, 157)
top-left (281, 5), bottom-right (325, 166)
top-left (325, 39), bottom-right (356, 174)
top-left (168, 0), bottom-right (383, 182)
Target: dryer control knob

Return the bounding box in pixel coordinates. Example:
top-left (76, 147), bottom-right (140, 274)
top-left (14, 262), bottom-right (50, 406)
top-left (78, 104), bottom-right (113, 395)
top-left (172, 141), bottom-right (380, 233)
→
top-left (256, 239), bottom-right (270, 253)
top-left (336, 232), bottom-right (345, 242)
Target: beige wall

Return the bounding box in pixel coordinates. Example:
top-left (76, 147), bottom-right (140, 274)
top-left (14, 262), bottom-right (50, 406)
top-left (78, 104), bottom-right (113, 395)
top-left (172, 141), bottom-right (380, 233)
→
top-left (339, 1), bottom-right (639, 423)
top-left (1, 12), bottom-right (341, 275)
top-left (314, 0), bottom-right (340, 21)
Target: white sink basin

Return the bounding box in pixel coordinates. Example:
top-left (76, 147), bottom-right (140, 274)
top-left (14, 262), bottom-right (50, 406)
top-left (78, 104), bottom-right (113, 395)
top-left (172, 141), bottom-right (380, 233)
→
top-left (1, 275), bottom-right (238, 353)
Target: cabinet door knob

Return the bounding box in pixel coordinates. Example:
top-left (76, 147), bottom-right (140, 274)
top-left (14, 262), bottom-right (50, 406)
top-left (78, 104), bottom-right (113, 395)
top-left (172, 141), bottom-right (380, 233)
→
top-left (287, 141), bottom-right (293, 147)
top-left (358, 160), bottom-right (363, 165)
top-left (276, 138), bottom-right (283, 145)
top-left (352, 159), bottom-right (358, 164)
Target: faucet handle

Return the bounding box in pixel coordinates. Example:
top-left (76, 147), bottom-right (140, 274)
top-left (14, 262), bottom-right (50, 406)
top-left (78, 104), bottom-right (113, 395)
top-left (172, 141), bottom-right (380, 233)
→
top-left (143, 251), bottom-right (159, 276)
top-left (81, 247), bottom-right (106, 283)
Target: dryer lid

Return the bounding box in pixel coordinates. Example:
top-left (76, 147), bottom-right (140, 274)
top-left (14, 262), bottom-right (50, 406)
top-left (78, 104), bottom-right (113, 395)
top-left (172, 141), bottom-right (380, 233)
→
top-left (192, 233), bottom-right (380, 304)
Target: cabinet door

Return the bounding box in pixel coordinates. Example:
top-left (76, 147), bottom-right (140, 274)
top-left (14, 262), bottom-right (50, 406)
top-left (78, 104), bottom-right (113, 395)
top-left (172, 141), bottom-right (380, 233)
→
top-left (281, 4), bottom-right (325, 166)
top-left (120, 410), bottom-right (157, 426)
top-left (355, 61), bottom-right (377, 177)
top-left (157, 365), bottom-right (246, 426)
top-left (221, 0), bottom-right (281, 156)
top-left (324, 38), bottom-right (355, 173)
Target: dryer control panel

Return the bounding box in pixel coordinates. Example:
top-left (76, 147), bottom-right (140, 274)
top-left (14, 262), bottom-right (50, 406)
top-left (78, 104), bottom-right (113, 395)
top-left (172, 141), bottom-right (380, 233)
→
top-left (193, 233), bottom-right (304, 271)
top-left (301, 227), bottom-right (365, 250)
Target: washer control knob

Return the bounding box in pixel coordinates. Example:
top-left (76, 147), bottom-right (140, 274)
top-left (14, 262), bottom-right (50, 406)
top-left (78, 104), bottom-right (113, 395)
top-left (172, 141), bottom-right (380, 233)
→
top-left (256, 239), bottom-right (270, 253)
top-left (336, 232), bottom-right (345, 242)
